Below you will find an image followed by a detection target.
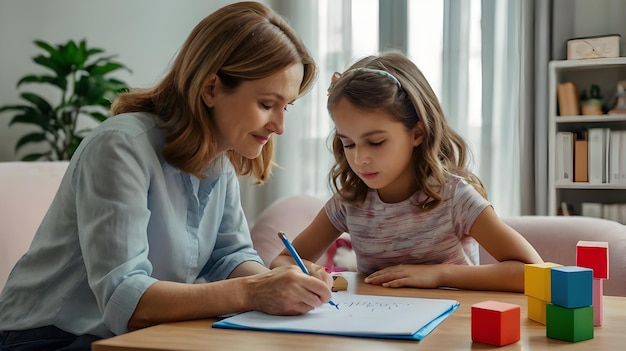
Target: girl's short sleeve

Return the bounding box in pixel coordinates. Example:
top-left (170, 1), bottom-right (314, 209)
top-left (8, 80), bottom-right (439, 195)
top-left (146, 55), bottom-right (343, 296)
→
top-left (324, 194), bottom-right (349, 233)
top-left (451, 178), bottom-right (491, 237)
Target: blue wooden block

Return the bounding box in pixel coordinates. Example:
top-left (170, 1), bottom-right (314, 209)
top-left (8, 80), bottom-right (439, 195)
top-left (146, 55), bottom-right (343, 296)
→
top-left (551, 266), bottom-right (593, 308)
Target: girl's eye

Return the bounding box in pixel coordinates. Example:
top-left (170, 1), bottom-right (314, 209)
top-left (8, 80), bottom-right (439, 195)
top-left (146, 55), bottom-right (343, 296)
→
top-left (370, 140), bottom-right (384, 147)
top-left (260, 103), bottom-right (272, 110)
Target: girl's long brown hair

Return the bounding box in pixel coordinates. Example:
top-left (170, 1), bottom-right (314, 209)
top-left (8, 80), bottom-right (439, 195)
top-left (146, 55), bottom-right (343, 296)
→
top-left (327, 51), bottom-right (486, 208)
top-left (111, 2), bottom-right (317, 184)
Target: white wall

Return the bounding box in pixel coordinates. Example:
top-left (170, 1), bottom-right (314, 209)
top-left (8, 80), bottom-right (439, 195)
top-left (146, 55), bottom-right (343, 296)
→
top-left (0, 0), bottom-right (239, 161)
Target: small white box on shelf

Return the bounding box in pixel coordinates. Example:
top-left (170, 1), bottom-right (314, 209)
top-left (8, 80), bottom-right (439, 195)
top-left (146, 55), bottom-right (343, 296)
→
top-left (567, 34), bottom-right (621, 60)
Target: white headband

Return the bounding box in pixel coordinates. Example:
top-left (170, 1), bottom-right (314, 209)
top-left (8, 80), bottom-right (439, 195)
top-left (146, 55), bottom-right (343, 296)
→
top-left (346, 67), bottom-right (402, 89)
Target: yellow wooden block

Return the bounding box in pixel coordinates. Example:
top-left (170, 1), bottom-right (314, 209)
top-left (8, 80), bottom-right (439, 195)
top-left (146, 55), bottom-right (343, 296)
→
top-left (524, 262), bottom-right (562, 301)
top-left (527, 295), bottom-right (547, 325)
top-left (332, 275), bottom-right (348, 291)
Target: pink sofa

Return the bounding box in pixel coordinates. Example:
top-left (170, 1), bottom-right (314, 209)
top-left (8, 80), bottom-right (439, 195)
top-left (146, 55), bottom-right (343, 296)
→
top-left (0, 161), bottom-right (69, 292)
top-left (3, 164), bottom-right (624, 297)
top-left (250, 195), bottom-right (626, 296)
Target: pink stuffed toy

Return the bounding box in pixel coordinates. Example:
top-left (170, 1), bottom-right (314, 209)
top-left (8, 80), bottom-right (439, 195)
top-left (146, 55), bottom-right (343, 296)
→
top-left (324, 237), bottom-right (357, 272)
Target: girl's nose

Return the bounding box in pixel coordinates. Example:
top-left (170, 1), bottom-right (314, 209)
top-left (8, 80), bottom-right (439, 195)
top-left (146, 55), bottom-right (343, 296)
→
top-left (354, 148), bottom-right (370, 165)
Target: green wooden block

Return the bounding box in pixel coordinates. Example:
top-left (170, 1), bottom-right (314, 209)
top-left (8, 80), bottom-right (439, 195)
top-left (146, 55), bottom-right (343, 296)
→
top-left (546, 304), bottom-right (594, 342)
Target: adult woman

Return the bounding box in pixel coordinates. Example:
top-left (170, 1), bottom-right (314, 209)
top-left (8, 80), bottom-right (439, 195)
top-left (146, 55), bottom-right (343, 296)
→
top-left (0, 2), bottom-right (330, 349)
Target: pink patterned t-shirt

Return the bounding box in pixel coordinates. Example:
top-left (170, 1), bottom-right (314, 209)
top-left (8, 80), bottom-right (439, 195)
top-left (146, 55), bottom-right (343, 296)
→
top-left (324, 175), bottom-right (491, 275)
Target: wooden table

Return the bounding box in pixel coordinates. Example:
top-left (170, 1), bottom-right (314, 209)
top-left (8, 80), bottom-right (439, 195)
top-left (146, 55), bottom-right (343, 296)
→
top-left (92, 273), bottom-right (626, 350)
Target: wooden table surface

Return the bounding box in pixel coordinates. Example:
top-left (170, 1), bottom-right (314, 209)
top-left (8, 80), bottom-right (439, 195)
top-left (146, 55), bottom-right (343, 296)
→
top-left (92, 272), bottom-right (626, 351)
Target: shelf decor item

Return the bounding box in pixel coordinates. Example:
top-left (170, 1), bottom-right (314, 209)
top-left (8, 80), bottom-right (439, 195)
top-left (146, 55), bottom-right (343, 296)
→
top-left (567, 34), bottom-right (621, 60)
top-left (608, 80), bottom-right (626, 115)
top-left (0, 39), bottom-right (130, 161)
top-left (580, 84), bottom-right (603, 116)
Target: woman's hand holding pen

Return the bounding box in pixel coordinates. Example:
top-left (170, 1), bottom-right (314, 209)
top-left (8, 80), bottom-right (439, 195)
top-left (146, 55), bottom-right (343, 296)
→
top-left (307, 263), bottom-right (335, 288)
top-left (245, 265), bottom-right (333, 315)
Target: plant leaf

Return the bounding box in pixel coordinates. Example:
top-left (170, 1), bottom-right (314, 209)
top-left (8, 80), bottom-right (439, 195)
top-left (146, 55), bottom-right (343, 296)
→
top-left (15, 132), bottom-right (47, 151)
top-left (87, 62), bottom-right (128, 76)
top-left (18, 74), bottom-right (67, 90)
top-left (0, 104), bottom-right (32, 113)
top-left (20, 92), bottom-right (53, 114)
top-left (60, 40), bottom-right (80, 69)
top-left (33, 54), bottom-right (71, 77)
top-left (9, 109), bottom-right (45, 125)
top-left (21, 152), bottom-right (50, 161)
top-left (34, 40), bottom-right (57, 55)
top-left (85, 47), bottom-right (105, 57)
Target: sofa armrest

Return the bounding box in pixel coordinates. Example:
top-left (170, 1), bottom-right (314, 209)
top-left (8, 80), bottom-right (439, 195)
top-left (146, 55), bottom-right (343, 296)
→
top-left (250, 195), bottom-right (327, 267)
top-left (0, 161), bottom-right (69, 291)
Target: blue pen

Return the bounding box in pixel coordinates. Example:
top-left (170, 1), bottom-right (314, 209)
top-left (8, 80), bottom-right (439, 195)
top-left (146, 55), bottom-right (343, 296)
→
top-left (278, 231), bottom-right (339, 309)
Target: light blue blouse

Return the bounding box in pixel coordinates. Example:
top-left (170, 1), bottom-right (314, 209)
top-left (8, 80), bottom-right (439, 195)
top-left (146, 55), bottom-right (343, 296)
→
top-left (0, 112), bottom-right (263, 337)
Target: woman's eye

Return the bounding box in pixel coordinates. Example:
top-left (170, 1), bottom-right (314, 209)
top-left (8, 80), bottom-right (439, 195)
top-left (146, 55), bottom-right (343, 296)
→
top-left (342, 143), bottom-right (355, 149)
top-left (370, 140), bottom-right (384, 147)
top-left (260, 103), bottom-right (272, 110)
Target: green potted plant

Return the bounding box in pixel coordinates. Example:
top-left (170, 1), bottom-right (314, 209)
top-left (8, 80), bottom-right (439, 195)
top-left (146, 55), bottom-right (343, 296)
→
top-left (579, 84), bottom-right (603, 116)
top-left (0, 39), bottom-right (131, 161)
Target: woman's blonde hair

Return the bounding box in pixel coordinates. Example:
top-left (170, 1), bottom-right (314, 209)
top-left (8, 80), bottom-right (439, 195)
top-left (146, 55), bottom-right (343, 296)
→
top-left (327, 51), bottom-right (486, 207)
top-left (111, 2), bottom-right (317, 184)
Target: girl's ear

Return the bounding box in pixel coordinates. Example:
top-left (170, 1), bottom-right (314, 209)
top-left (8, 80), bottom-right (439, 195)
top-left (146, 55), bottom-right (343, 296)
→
top-left (201, 74), bottom-right (218, 108)
top-left (412, 121), bottom-right (426, 147)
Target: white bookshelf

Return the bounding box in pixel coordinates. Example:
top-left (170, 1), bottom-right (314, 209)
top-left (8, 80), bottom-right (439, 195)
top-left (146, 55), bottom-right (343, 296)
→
top-left (548, 57), bottom-right (626, 221)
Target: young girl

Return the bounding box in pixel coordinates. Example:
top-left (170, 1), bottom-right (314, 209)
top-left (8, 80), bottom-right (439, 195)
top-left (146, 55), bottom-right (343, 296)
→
top-left (271, 52), bottom-right (542, 292)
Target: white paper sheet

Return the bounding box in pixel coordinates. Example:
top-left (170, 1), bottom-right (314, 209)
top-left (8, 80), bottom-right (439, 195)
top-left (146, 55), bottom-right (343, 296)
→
top-left (214, 292), bottom-right (459, 337)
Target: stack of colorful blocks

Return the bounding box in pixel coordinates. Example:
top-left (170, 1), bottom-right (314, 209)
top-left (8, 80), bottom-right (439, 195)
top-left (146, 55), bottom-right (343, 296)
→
top-left (471, 240), bottom-right (609, 346)
top-left (523, 240), bottom-right (609, 343)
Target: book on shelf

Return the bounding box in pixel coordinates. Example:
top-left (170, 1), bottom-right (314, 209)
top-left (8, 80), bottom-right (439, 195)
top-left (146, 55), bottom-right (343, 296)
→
top-left (574, 137), bottom-right (588, 182)
top-left (610, 130), bottom-right (626, 184)
top-left (581, 202), bottom-right (603, 218)
top-left (588, 128), bottom-right (610, 184)
top-left (557, 81), bottom-right (580, 116)
top-left (555, 132), bottom-right (574, 183)
top-left (602, 203), bottom-right (626, 225)
top-left (581, 202), bottom-right (626, 224)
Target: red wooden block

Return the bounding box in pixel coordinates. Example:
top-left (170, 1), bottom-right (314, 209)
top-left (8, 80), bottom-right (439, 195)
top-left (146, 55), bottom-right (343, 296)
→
top-left (472, 300), bottom-right (521, 346)
top-left (576, 241), bottom-right (609, 279)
